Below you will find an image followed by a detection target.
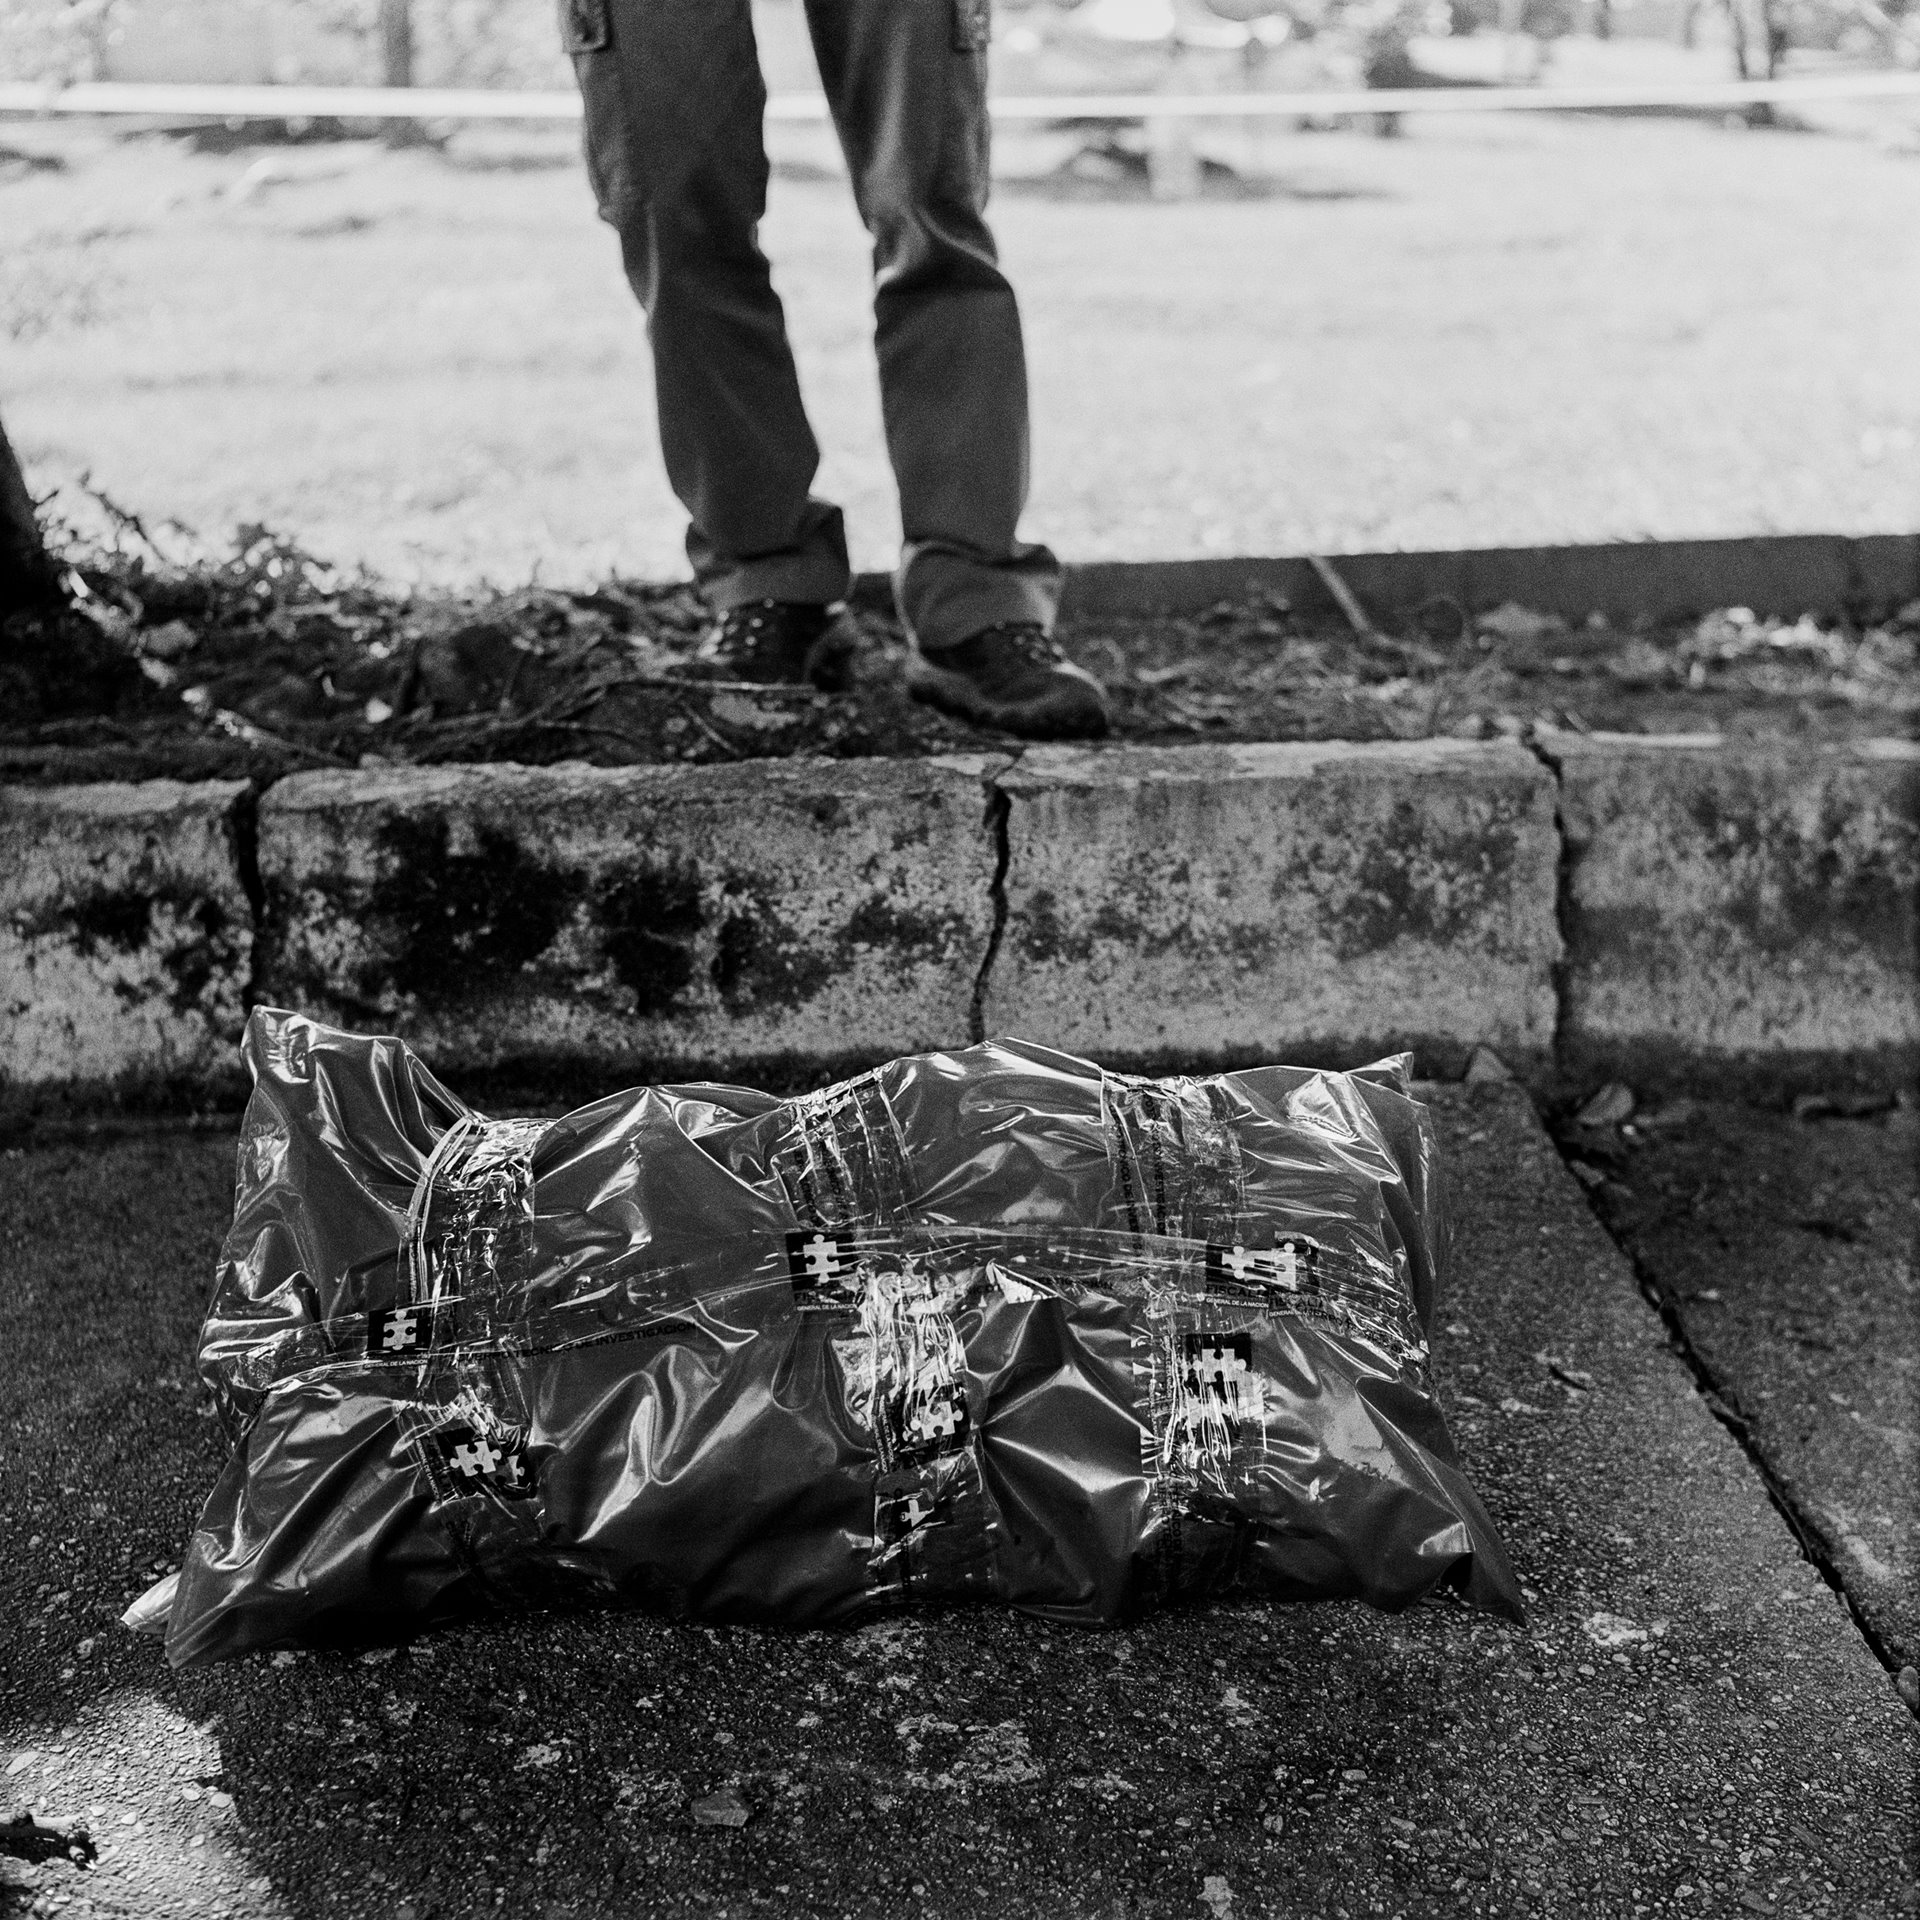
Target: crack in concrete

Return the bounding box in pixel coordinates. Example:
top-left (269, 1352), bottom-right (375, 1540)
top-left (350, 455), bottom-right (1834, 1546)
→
top-left (968, 758), bottom-right (1018, 1046)
top-left (1521, 727), bottom-right (1911, 1698)
top-left (229, 779), bottom-right (269, 1015)
top-left (1522, 726), bottom-right (1580, 1087)
top-left (1547, 1134), bottom-right (1914, 1709)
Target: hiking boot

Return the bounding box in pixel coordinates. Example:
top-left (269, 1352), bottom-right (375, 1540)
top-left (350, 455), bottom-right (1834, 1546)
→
top-left (686, 600), bottom-right (857, 691)
top-left (906, 623), bottom-right (1109, 740)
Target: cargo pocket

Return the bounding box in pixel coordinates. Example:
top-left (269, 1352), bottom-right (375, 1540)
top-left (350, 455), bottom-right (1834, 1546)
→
top-left (952, 0), bottom-right (990, 53)
top-left (558, 0), bottom-right (632, 226)
top-left (558, 0), bottom-right (610, 53)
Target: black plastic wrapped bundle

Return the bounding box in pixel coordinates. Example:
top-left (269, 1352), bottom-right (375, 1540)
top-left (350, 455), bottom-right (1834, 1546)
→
top-left (137, 1009), bottom-right (1521, 1665)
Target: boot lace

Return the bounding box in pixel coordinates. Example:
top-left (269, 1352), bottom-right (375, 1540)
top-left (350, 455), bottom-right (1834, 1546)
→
top-left (977, 623), bottom-right (1065, 668)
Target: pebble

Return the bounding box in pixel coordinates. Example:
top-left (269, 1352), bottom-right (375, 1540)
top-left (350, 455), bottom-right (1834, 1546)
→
top-left (1894, 1667), bottom-right (1919, 1713)
top-left (691, 1789), bottom-right (749, 1829)
top-left (1576, 1083), bottom-right (1636, 1128)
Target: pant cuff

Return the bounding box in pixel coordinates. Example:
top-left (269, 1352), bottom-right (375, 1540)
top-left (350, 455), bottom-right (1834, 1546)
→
top-left (897, 539), bottom-right (1063, 651)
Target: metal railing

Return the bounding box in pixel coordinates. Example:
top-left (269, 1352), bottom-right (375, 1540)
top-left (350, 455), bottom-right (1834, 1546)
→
top-left (3, 70), bottom-right (1918, 123)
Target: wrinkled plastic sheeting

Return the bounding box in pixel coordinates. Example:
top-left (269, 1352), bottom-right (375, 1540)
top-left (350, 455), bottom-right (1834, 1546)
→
top-left (142, 1009), bottom-right (1523, 1665)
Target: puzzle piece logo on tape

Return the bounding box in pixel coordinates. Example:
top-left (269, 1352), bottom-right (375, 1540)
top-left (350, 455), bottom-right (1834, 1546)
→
top-left (1205, 1240), bottom-right (1315, 1290)
top-left (902, 1386), bottom-right (970, 1452)
top-left (1182, 1329), bottom-right (1258, 1406)
top-left (786, 1230), bottom-right (860, 1295)
top-left (435, 1425), bottom-right (531, 1495)
top-left (877, 1478), bottom-right (954, 1546)
top-left (368, 1305), bottom-right (435, 1357)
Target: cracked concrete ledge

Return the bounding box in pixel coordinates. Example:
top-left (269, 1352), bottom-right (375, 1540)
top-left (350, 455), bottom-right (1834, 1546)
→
top-left (255, 754), bottom-right (1011, 1089)
top-left (1541, 731), bottom-right (1920, 1097)
top-left (983, 739), bottom-right (1560, 1076)
top-left (2, 734), bottom-right (1915, 1110)
top-left (0, 779), bottom-right (254, 1103)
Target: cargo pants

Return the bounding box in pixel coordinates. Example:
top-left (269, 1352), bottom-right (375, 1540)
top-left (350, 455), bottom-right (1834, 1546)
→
top-left (560, 0), bottom-right (1062, 648)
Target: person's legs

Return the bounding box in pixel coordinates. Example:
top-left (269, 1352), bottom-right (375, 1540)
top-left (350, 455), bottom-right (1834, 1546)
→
top-left (562, 0), bottom-right (850, 610)
top-left (800, 0), bottom-right (1063, 650)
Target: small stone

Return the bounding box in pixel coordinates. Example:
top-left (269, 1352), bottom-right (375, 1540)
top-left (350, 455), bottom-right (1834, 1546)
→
top-left (1575, 1082), bottom-right (1635, 1128)
top-left (1464, 1046), bottom-right (1513, 1084)
top-left (206, 1790), bottom-right (232, 1810)
top-left (1477, 602), bottom-right (1562, 644)
top-left (691, 1788), bottom-right (748, 1829)
top-left (141, 620), bottom-right (199, 662)
top-left (1541, 1354), bottom-right (1598, 1394)
top-left (1895, 1666), bottom-right (1919, 1713)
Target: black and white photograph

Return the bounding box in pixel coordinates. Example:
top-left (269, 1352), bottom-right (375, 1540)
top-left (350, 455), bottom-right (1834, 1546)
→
top-left (1, 0), bottom-right (1916, 1914)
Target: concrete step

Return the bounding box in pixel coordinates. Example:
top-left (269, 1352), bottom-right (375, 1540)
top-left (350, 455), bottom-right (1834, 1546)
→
top-left (3, 734), bottom-right (1915, 1115)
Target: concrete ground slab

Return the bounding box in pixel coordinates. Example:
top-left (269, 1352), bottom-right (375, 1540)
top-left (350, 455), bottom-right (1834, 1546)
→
top-left (1574, 1098), bottom-right (1920, 1673)
top-left (255, 758), bottom-right (1005, 1082)
top-left (1545, 733), bottom-right (1920, 1093)
top-left (0, 781), bottom-right (252, 1102)
top-left (3, 1086), bottom-right (1913, 1920)
top-left (984, 742), bottom-right (1561, 1076)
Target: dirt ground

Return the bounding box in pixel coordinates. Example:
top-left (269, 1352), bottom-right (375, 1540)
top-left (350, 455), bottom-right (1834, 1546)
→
top-left (4, 523), bottom-right (1914, 782)
top-left (4, 104), bottom-right (1919, 590)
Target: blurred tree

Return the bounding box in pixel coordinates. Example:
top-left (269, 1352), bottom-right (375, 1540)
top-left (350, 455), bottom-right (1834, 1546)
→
top-left (1726, 0), bottom-right (1790, 77)
top-left (0, 0), bottom-right (128, 84)
top-left (0, 417), bottom-right (141, 719)
top-left (379, 0), bottom-right (414, 83)
top-left (0, 413), bottom-right (58, 613)
top-left (0, 0), bottom-right (571, 90)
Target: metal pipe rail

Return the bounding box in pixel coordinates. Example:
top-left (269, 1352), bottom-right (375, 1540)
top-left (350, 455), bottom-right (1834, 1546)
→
top-left (2, 71), bottom-right (1918, 123)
